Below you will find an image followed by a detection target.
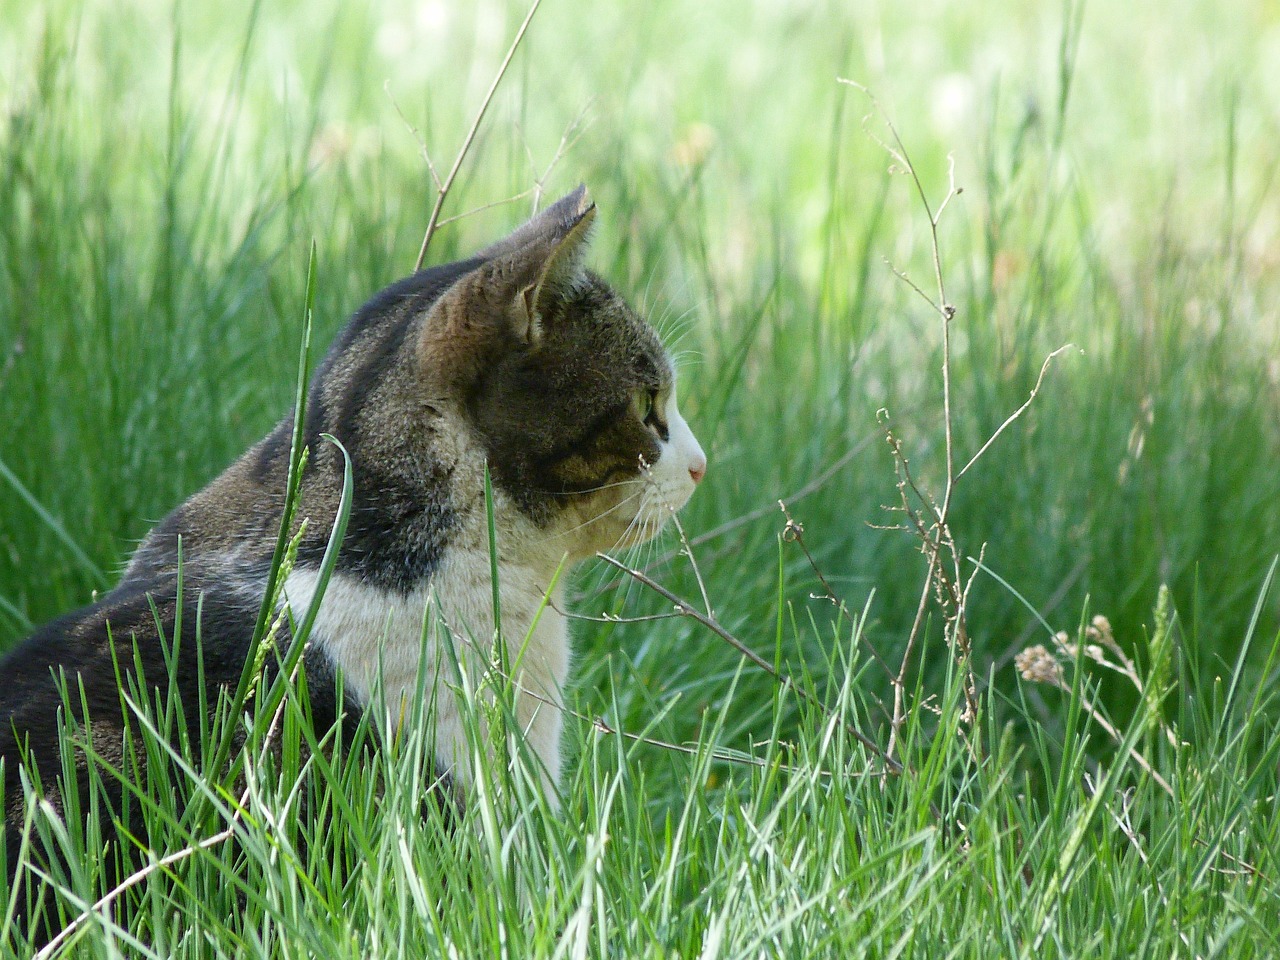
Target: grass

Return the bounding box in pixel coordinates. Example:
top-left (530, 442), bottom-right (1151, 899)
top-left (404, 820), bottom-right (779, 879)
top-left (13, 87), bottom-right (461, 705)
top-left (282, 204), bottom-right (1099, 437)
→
top-left (2, 0), bottom-right (1280, 954)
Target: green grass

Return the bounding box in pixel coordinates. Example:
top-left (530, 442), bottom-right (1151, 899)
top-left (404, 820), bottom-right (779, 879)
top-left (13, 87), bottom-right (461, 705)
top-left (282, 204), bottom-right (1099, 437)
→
top-left (2, 0), bottom-right (1280, 954)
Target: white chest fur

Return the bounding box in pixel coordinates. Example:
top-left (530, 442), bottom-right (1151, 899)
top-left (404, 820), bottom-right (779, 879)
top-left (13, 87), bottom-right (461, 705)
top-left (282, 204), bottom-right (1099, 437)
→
top-left (282, 538), bottom-right (570, 799)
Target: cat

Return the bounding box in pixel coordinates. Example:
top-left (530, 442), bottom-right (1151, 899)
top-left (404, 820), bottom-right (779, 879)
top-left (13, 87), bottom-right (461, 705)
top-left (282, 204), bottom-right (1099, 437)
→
top-left (0, 185), bottom-right (706, 933)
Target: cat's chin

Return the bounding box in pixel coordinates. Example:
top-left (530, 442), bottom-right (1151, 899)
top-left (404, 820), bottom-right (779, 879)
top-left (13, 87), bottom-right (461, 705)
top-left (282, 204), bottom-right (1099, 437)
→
top-left (548, 499), bottom-right (671, 560)
top-left (611, 511), bottom-right (675, 550)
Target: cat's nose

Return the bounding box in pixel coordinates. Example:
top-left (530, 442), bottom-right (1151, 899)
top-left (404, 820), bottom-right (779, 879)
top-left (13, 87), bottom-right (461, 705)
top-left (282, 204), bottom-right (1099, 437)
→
top-left (689, 455), bottom-right (707, 485)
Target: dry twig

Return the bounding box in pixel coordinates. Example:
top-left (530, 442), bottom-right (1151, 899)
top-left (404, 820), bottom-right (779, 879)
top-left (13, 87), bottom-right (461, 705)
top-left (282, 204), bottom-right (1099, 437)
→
top-left (413, 0), bottom-right (544, 271)
top-left (839, 80), bottom-right (1071, 757)
top-left (596, 552), bottom-right (903, 776)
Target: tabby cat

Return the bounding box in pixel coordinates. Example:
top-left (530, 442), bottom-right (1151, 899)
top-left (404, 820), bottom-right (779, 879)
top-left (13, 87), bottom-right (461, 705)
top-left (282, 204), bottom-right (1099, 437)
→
top-left (1, 186), bottom-right (705, 924)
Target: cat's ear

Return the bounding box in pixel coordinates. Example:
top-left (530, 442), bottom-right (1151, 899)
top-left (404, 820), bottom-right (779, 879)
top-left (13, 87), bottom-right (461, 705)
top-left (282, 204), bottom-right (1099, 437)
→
top-left (477, 185), bottom-right (595, 263)
top-left (485, 186), bottom-right (597, 345)
top-left (419, 188), bottom-right (596, 392)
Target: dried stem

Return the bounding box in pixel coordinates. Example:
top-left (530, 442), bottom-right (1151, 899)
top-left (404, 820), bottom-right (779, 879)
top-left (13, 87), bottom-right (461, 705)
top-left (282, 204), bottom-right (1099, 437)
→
top-left (778, 502), bottom-right (898, 719)
top-left (597, 552), bottom-right (903, 775)
top-left (671, 512), bottom-right (713, 617)
top-left (956, 344), bottom-right (1077, 481)
top-left (33, 818), bottom-right (240, 959)
top-left (434, 189), bottom-right (536, 231)
top-left (524, 102), bottom-right (593, 211)
top-left (1078, 694), bottom-right (1175, 798)
top-left (1019, 649), bottom-right (1175, 799)
top-left (840, 80), bottom-right (1075, 756)
top-left (413, 0), bottom-right (543, 271)
top-left (779, 502), bottom-right (840, 607)
top-left (882, 422), bottom-right (978, 744)
top-left (556, 606), bottom-right (684, 625)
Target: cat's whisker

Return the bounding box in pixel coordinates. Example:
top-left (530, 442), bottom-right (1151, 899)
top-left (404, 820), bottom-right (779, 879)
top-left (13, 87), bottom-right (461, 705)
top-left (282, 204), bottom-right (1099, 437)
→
top-left (602, 495), bottom-right (658, 559)
top-left (649, 287), bottom-right (705, 343)
top-left (602, 511), bottom-right (669, 611)
top-left (639, 259), bottom-right (693, 332)
top-left (668, 348), bottom-right (704, 371)
top-left (638, 262), bottom-right (665, 322)
top-left (539, 488), bottom-right (647, 545)
top-left (630, 523), bottom-right (660, 576)
top-left (543, 477), bottom-right (646, 497)
top-left (655, 303), bottom-right (702, 349)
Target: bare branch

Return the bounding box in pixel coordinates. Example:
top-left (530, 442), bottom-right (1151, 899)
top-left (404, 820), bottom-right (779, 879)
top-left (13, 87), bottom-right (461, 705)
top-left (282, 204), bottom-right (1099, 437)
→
top-left (385, 80), bottom-right (441, 191)
top-left (956, 344), bottom-right (1078, 481)
top-left (779, 502), bottom-right (840, 607)
top-left (552, 602), bottom-right (683, 625)
top-left (884, 257), bottom-right (942, 314)
top-left (434, 189), bottom-right (536, 230)
top-left (842, 80), bottom-right (990, 747)
top-left (532, 102), bottom-right (593, 210)
top-left (413, 0), bottom-right (544, 271)
top-left (779, 502), bottom-right (902, 691)
top-left (671, 512), bottom-right (714, 618)
top-left (596, 552), bottom-right (904, 775)
top-left (932, 153), bottom-right (963, 225)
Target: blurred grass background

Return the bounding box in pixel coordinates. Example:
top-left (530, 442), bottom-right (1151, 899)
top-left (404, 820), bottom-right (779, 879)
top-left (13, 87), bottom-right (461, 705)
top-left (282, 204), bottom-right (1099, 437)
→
top-left (2, 0), bottom-right (1276, 749)
top-left (3, 0), bottom-right (1280, 953)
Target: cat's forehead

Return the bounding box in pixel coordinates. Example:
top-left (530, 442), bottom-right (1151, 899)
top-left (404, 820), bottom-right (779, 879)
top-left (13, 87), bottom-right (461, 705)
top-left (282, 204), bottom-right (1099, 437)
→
top-left (553, 275), bottom-right (672, 384)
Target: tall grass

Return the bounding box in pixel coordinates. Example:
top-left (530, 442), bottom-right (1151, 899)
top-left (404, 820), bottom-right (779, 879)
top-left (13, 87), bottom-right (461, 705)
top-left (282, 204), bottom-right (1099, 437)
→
top-left (1, 0), bottom-right (1279, 954)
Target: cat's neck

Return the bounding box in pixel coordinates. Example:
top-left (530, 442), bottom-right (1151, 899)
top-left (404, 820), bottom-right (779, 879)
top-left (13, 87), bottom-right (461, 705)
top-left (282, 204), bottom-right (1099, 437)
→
top-left (280, 483), bottom-right (574, 797)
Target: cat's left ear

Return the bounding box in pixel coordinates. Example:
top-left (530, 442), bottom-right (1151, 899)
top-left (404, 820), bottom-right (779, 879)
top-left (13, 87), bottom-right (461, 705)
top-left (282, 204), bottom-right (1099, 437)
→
top-left (490, 186), bottom-right (596, 345)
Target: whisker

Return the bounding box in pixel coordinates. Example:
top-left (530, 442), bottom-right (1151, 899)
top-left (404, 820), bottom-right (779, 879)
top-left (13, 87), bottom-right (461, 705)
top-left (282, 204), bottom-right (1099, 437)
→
top-left (603, 488), bottom-right (659, 560)
top-left (540, 487), bottom-right (646, 544)
top-left (656, 303), bottom-right (702, 348)
top-left (638, 260), bottom-right (667, 322)
top-left (543, 477), bottom-right (646, 497)
top-left (609, 517), bottom-right (649, 608)
top-left (669, 348), bottom-right (704, 371)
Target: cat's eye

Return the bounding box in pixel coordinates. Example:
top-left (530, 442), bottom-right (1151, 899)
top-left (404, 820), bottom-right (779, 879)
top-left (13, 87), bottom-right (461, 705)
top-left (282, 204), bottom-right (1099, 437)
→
top-left (633, 389), bottom-right (652, 422)
top-left (635, 388), bottom-right (669, 441)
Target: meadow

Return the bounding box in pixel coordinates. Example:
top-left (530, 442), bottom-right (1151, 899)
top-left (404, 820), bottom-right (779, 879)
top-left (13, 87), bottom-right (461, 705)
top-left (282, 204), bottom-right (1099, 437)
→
top-left (1, 0), bottom-right (1279, 955)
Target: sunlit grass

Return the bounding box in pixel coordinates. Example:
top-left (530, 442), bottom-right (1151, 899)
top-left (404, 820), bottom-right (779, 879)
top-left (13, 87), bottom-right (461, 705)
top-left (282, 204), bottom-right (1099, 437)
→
top-left (2, 0), bottom-right (1279, 954)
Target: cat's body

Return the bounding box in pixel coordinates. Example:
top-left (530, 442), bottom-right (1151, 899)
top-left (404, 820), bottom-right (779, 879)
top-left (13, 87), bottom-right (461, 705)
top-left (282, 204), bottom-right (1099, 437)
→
top-left (0, 187), bottom-right (705, 931)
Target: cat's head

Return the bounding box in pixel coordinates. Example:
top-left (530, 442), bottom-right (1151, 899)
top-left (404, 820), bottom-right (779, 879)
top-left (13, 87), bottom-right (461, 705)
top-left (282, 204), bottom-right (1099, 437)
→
top-left (420, 186), bottom-right (706, 559)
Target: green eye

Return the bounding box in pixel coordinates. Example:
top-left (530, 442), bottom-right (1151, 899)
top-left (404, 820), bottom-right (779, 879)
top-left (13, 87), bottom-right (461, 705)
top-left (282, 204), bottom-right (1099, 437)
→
top-left (636, 388), bottom-right (669, 441)
top-left (635, 389), bottom-right (655, 422)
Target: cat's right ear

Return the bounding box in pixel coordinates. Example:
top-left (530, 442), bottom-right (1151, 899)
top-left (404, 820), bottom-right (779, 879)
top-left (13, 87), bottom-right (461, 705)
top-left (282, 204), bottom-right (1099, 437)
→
top-left (419, 187), bottom-right (596, 390)
top-left (494, 187), bottom-right (596, 346)
top-left (476, 185), bottom-right (595, 265)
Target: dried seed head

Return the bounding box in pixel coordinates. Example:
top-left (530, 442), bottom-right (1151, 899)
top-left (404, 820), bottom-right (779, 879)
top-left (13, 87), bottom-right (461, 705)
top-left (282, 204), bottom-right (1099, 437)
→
top-left (1090, 613), bottom-right (1120, 654)
top-left (1016, 645), bottom-right (1063, 686)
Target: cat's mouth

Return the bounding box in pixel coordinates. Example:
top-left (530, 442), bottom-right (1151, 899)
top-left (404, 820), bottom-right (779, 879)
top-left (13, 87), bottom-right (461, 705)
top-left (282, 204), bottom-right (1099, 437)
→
top-left (575, 417), bottom-right (707, 553)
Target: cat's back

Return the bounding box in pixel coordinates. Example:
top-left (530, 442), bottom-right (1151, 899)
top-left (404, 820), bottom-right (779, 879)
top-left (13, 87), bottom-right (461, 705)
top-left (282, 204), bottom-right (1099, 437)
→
top-left (0, 574), bottom-right (263, 727)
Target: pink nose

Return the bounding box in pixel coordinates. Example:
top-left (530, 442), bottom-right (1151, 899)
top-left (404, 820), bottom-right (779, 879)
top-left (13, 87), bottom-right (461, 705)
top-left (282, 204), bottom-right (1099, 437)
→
top-left (689, 457), bottom-right (707, 484)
